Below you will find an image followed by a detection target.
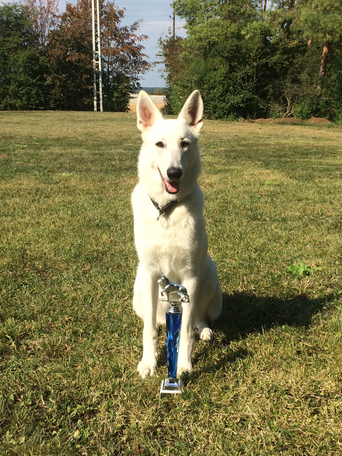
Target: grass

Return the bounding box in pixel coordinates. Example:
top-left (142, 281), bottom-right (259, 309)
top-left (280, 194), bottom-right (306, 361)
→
top-left (0, 110), bottom-right (342, 455)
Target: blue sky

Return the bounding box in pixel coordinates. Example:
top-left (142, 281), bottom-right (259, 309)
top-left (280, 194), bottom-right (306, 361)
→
top-left (60, 0), bottom-right (187, 87)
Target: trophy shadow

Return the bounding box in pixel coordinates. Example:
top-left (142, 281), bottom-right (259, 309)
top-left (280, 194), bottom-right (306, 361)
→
top-left (188, 291), bottom-right (332, 381)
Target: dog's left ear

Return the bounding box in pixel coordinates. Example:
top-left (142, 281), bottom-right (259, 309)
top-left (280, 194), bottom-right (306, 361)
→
top-left (178, 90), bottom-right (203, 134)
top-left (137, 90), bottom-right (162, 134)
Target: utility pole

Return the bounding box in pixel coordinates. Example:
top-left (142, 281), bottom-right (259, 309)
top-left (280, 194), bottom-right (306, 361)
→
top-left (91, 0), bottom-right (103, 112)
top-left (173, 7), bottom-right (175, 38)
top-left (170, 4), bottom-right (175, 38)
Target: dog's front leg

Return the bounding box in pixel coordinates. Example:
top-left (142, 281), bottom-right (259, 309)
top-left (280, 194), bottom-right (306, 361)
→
top-left (177, 276), bottom-right (198, 376)
top-left (136, 269), bottom-right (159, 378)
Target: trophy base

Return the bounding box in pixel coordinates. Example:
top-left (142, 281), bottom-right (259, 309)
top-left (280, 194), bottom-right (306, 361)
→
top-left (160, 378), bottom-right (184, 396)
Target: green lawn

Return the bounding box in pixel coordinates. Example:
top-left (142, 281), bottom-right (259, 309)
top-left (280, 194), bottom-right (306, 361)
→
top-left (0, 111), bottom-right (341, 455)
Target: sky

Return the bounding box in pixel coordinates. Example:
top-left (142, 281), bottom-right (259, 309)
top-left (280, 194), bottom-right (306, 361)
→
top-left (59, 0), bottom-right (187, 87)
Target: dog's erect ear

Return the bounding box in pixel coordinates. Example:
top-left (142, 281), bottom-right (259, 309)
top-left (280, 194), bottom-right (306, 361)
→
top-left (178, 90), bottom-right (203, 134)
top-left (137, 90), bottom-right (162, 133)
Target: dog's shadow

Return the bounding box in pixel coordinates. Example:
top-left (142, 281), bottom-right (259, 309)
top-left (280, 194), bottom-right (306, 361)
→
top-left (185, 291), bottom-right (331, 380)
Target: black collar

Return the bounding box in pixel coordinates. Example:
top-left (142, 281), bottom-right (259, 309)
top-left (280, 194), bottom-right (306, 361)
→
top-left (150, 198), bottom-right (178, 221)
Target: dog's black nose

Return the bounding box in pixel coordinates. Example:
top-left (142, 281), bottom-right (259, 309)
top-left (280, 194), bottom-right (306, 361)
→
top-left (167, 167), bottom-right (182, 180)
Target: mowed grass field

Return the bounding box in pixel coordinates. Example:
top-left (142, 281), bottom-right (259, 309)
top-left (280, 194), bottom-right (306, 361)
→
top-left (0, 110), bottom-right (342, 455)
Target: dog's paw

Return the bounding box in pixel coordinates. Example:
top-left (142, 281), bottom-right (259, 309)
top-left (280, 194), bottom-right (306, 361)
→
top-left (138, 360), bottom-right (156, 378)
top-left (200, 327), bottom-right (213, 341)
top-left (177, 361), bottom-right (192, 376)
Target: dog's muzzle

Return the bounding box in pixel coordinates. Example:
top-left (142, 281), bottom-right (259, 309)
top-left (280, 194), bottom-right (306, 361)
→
top-left (158, 167), bottom-right (182, 194)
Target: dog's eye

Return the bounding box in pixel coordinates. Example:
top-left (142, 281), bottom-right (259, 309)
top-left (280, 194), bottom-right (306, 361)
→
top-left (181, 140), bottom-right (189, 148)
top-left (155, 141), bottom-right (164, 148)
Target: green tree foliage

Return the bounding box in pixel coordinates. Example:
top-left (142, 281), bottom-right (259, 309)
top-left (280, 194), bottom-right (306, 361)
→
top-left (270, 0), bottom-right (342, 118)
top-left (0, 0), bottom-right (150, 111)
top-left (47, 0), bottom-right (150, 111)
top-left (157, 36), bottom-right (190, 113)
top-left (159, 0), bottom-right (342, 120)
top-left (99, 2), bottom-right (150, 111)
top-left (23, 0), bottom-right (58, 47)
top-left (0, 3), bottom-right (50, 109)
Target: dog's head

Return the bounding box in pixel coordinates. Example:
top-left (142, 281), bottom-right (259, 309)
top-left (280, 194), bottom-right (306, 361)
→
top-left (136, 91), bottom-right (203, 201)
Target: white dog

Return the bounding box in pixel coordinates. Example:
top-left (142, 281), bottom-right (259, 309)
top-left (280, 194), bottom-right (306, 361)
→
top-left (132, 90), bottom-right (222, 378)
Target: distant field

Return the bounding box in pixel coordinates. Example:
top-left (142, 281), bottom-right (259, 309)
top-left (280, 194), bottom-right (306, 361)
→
top-left (129, 93), bottom-right (166, 113)
top-left (0, 111), bottom-right (342, 454)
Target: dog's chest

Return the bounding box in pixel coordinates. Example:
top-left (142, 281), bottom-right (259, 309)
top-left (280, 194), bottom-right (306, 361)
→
top-left (141, 207), bottom-right (196, 245)
top-left (135, 204), bottom-right (202, 265)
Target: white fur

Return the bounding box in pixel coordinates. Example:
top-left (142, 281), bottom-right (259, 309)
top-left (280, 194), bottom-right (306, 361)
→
top-left (132, 90), bottom-right (222, 378)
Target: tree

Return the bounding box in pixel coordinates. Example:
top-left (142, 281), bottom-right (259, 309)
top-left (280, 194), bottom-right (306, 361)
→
top-left (270, 0), bottom-right (342, 118)
top-left (160, 0), bottom-right (342, 120)
top-left (158, 35), bottom-right (192, 114)
top-left (161, 0), bottom-right (273, 118)
top-left (0, 3), bottom-right (50, 109)
top-left (99, 2), bottom-right (150, 111)
top-left (46, 0), bottom-right (150, 111)
top-left (0, 0), bottom-right (150, 111)
top-left (296, 0), bottom-right (342, 90)
top-left (23, 0), bottom-right (59, 47)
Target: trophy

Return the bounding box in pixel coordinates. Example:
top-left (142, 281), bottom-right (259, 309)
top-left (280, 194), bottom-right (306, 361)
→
top-left (158, 273), bottom-right (189, 396)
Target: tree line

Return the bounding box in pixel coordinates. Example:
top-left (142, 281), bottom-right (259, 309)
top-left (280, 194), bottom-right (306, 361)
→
top-left (159, 0), bottom-right (342, 121)
top-left (0, 0), bottom-right (150, 110)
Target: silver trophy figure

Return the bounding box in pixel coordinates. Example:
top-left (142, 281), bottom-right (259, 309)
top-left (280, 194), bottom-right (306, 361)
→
top-left (158, 273), bottom-right (189, 396)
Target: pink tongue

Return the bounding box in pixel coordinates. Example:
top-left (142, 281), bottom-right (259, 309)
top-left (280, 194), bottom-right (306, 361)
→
top-left (165, 180), bottom-right (179, 194)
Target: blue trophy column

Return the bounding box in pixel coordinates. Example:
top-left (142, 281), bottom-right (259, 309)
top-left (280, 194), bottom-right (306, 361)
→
top-left (165, 306), bottom-right (182, 380)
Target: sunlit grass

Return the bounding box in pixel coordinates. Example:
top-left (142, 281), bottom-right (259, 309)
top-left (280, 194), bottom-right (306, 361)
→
top-left (0, 111), bottom-right (342, 454)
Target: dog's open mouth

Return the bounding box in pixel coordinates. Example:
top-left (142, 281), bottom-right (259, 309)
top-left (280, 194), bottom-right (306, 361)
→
top-left (158, 168), bottom-right (180, 194)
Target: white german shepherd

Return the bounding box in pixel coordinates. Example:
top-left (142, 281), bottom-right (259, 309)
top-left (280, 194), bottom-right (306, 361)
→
top-left (132, 90), bottom-right (222, 378)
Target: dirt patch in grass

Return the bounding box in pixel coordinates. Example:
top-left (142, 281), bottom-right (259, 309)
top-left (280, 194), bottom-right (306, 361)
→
top-left (254, 117), bottom-right (303, 123)
top-left (251, 117), bottom-right (332, 124)
top-left (252, 117), bottom-right (332, 124)
top-left (307, 116), bottom-right (332, 124)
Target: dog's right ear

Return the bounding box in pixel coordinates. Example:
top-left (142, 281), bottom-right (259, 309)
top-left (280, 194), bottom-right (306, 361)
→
top-left (137, 91), bottom-right (162, 133)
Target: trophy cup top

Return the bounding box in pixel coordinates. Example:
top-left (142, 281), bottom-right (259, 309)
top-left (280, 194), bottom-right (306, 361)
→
top-left (158, 273), bottom-right (189, 304)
